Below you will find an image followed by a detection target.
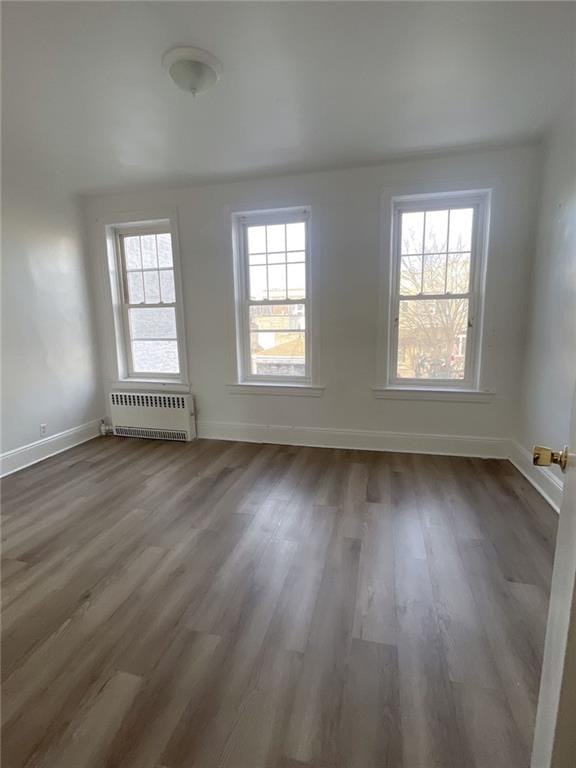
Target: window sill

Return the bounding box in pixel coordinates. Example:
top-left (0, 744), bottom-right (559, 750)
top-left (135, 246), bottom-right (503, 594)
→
top-left (227, 383), bottom-right (325, 397)
top-left (112, 379), bottom-right (191, 393)
top-left (372, 386), bottom-right (495, 403)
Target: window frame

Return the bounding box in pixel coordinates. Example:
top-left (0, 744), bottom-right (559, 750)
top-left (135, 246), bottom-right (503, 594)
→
top-left (109, 218), bottom-right (188, 384)
top-left (232, 207), bottom-right (313, 385)
top-left (385, 190), bottom-right (491, 391)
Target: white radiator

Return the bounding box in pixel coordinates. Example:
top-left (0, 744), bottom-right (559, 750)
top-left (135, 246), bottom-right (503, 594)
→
top-left (109, 392), bottom-right (195, 442)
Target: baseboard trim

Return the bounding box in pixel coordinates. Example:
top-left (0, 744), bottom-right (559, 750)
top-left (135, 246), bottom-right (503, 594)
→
top-left (197, 420), bottom-right (507, 458)
top-left (2, 419), bottom-right (562, 513)
top-left (0, 420), bottom-right (102, 478)
top-left (507, 440), bottom-right (563, 513)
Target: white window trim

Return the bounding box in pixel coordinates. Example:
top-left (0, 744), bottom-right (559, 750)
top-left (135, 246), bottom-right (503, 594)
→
top-left (371, 386), bottom-right (495, 403)
top-left (109, 379), bottom-right (191, 394)
top-left (227, 382), bottom-right (324, 397)
top-left (104, 215), bottom-right (189, 386)
top-left (231, 206), bottom-right (318, 387)
top-left (378, 189), bottom-right (491, 394)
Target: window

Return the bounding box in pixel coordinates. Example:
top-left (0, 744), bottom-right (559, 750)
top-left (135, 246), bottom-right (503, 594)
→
top-left (387, 191), bottom-right (490, 389)
top-left (113, 223), bottom-right (185, 379)
top-left (233, 208), bottom-right (311, 382)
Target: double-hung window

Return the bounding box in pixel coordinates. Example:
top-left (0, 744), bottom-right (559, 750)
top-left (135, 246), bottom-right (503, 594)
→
top-left (233, 208), bottom-right (311, 382)
top-left (387, 191), bottom-right (490, 389)
top-left (114, 223), bottom-right (185, 380)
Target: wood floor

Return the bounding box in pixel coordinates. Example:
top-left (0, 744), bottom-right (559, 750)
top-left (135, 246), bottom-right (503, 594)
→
top-left (1, 437), bottom-right (558, 768)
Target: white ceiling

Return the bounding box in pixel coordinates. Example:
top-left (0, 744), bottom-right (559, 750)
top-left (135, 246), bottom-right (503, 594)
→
top-left (3, 1), bottom-right (575, 193)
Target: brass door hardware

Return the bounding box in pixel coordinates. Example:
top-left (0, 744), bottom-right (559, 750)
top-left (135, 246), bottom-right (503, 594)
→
top-left (532, 445), bottom-right (569, 473)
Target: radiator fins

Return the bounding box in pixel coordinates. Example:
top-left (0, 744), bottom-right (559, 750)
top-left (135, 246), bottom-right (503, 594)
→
top-left (113, 426), bottom-right (189, 441)
top-left (110, 393), bottom-right (186, 409)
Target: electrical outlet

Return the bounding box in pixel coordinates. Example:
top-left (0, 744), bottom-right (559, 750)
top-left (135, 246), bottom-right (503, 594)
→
top-left (40, 423), bottom-right (48, 437)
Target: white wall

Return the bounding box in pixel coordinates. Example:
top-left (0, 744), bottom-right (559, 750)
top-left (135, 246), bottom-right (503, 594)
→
top-left (517, 101), bottom-right (576, 491)
top-left (84, 142), bottom-right (541, 453)
top-left (1, 166), bottom-right (102, 457)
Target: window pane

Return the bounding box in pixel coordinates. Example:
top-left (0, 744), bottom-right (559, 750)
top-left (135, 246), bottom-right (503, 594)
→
top-left (129, 307), bottom-right (176, 339)
top-left (397, 298), bottom-right (468, 380)
top-left (249, 304), bottom-right (305, 331)
top-left (287, 222), bottom-right (306, 251)
top-left (127, 271), bottom-right (144, 303)
top-left (447, 252), bottom-right (471, 293)
top-left (423, 253), bottom-right (447, 294)
top-left (249, 265), bottom-right (267, 300)
top-left (248, 225), bottom-right (266, 254)
top-left (267, 252), bottom-right (285, 265)
top-left (143, 271), bottom-right (160, 303)
top-left (141, 235), bottom-right (157, 269)
top-left (401, 211), bottom-right (424, 255)
top-left (250, 331), bottom-right (305, 377)
top-left (287, 251), bottom-right (305, 263)
top-left (400, 255), bottom-right (422, 295)
top-left (249, 253), bottom-right (266, 265)
top-left (267, 264), bottom-right (286, 300)
top-left (424, 210), bottom-right (448, 253)
top-left (159, 270), bottom-right (175, 303)
top-left (156, 234), bottom-right (173, 267)
top-left (132, 340), bottom-right (179, 374)
top-left (449, 208), bottom-right (474, 252)
top-left (287, 263), bottom-right (306, 299)
top-left (266, 224), bottom-right (286, 252)
top-left (124, 237), bottom-right (141, 270)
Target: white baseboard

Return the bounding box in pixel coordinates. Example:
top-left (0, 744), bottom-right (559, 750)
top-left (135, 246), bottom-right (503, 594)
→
top-left (2, 419), bottom-right (561, 514)
top-left (507, 439), bottom-right (563, 513)
top-left (197, 420), bottom-right (507, 459)
top-left (199, 422), bottom-right (564, 510)
top-left (0, 420), bottom-right (102, 478)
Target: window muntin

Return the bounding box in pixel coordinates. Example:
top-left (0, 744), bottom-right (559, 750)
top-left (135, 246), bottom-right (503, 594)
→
top-left (235, 211), bottom-right (310, 381)
top-left (118, 229), bottom-right (181, 377)
top-left (389, 194), bottom-right (488, 388)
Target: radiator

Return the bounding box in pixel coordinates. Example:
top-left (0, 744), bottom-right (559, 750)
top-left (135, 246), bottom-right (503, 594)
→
top-left (109, 392), bottom-right (196, 442)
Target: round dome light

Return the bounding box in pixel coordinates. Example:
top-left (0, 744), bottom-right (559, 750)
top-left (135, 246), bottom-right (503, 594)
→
top-left (162, 46), bottom-right (223, 96)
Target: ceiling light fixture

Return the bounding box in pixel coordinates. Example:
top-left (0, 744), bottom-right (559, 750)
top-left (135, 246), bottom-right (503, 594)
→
top-left (162, 46), bottom-right (222, 96)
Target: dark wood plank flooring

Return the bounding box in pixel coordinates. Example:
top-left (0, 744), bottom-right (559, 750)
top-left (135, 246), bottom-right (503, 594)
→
top-left (1, 437), bottom-right (558, 768)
